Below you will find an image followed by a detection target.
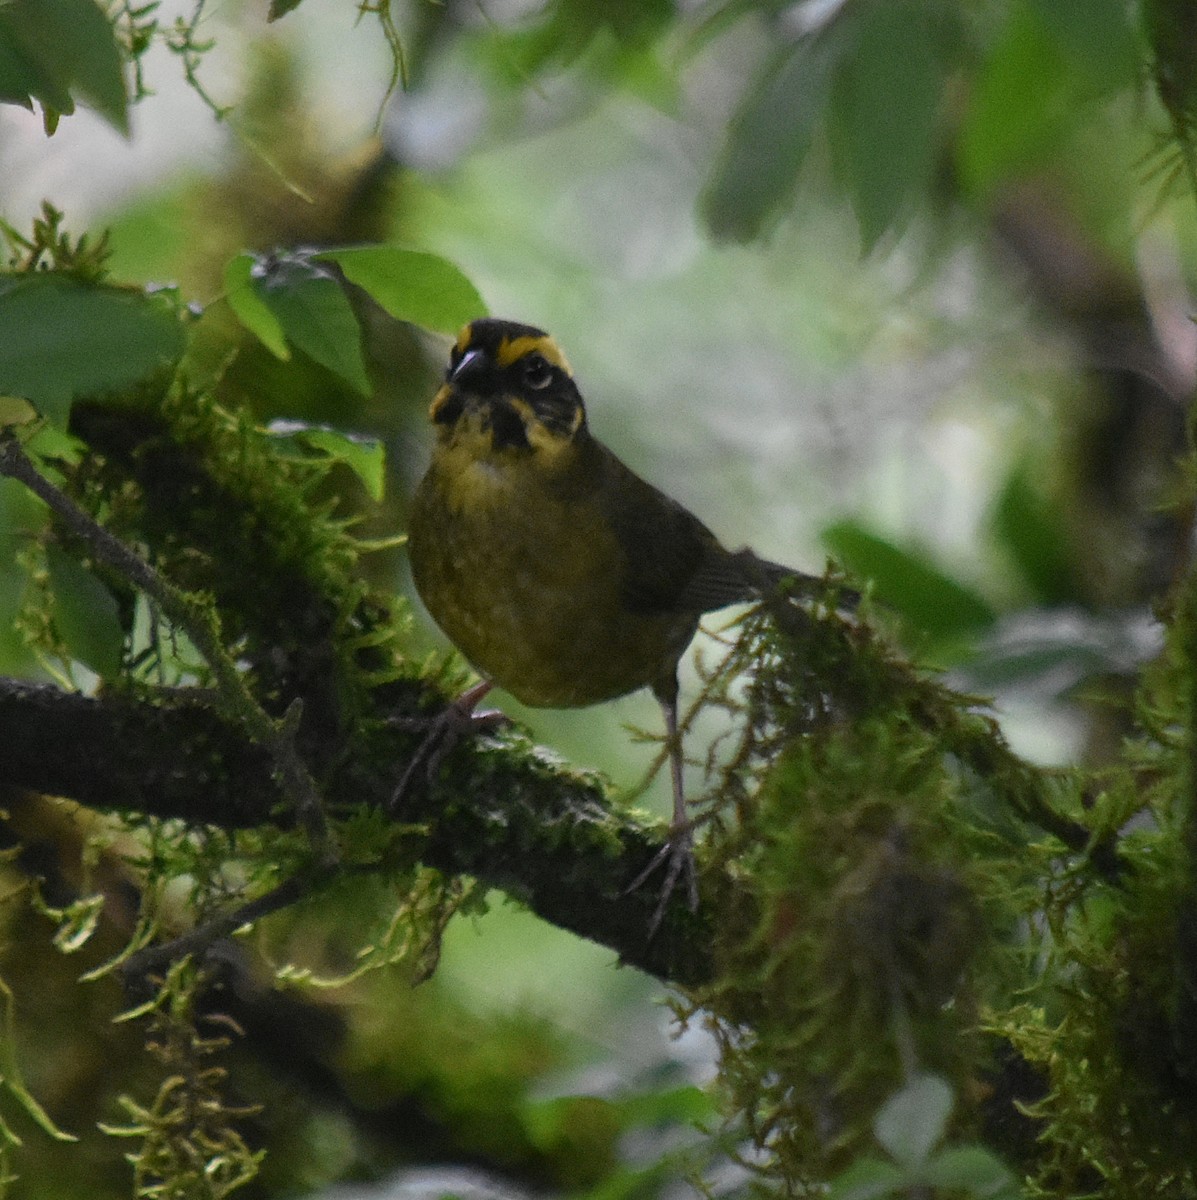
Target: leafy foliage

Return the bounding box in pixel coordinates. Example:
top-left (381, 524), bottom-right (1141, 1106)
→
top-left (0, 273), bottom-right (185, 427)
top-left (224, 245), bottom-right (486, 395)
top-left (673, 589), bottom-right (1045, 1187)
top-left (0, 0), bottom-right (128, 134)
top-left (4, 2), bottom-right (1197, 1198)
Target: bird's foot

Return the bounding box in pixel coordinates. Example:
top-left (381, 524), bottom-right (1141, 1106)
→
top-left (388, 680), bottom-right (507, 813)
top-left (623, 817), bottom-right (700, 940)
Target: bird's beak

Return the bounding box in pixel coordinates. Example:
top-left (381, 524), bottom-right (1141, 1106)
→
top-left (449, 347), bottom-right (486, 386)
top-left (429, 348), bottom-right (492, 424)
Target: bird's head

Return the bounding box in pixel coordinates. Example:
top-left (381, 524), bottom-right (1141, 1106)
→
top-left (429, 318), bottom-right (587, 457)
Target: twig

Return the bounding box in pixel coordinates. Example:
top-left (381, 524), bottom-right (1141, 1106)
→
top-left (0, 431), bottom-right (337, 866)
top-left (119, 866), bottom-right (335, 986)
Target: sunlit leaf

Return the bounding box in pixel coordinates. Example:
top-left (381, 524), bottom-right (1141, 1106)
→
top-left (874, 1073), bottom-right (952, 1168)
top-left (317, 246), bottom-right (486, 335)
top-left (0, 395), bottom-right (36, 427)
top-left (46, 543), bottom-right (124, 678)
top-left (0, 0), bottom-right (127, 133)
top-left (702, 20), bottom-right (848, 242)
top-left (830, 0), bottom-right (949, 249)
top-left (0, 274), bottom-right (185, 426)
top-left (248, 253), bottom-right (372, 395)
top-left (264, 420), bottom-right (387, 502)
top-left (224, 252), bottom-right (290, 360)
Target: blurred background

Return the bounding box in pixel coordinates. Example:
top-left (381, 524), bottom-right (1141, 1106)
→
top-left (0, 0), bottom-right (1191, 1194)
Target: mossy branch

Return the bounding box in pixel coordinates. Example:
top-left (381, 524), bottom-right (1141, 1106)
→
top-left (0, 430), bottom-right (334, 864)
top-left (0, 401), bottom-right (1106, 992)
top-left (2, 392), bottom-right (1163, 1190)
top-left (0, 675), bottom-right (711, 983)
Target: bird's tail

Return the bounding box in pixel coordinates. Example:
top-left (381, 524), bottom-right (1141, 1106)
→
top-left (740, 550), bottom-right (861, 612)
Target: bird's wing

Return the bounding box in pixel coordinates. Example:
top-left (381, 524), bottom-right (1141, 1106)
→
top-left (592, 444), bottom-right (787, 614)
top-left (584, 443), bottom-right (712, 614)
top-left (588, 437), bottom-right (854, 616)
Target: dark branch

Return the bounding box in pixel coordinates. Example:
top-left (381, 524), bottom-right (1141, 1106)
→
top-left (0, 432), bottom-right (334, 861)
top-left (0, 676), bottom-right (714, 985)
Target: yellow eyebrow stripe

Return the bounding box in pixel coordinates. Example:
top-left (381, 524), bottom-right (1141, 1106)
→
top-left (496, 334), bottom-right (572, 375)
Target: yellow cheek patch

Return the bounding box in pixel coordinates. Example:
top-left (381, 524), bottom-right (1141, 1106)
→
top-left (428, 383), bottom-right (452, 420)
top-left (453, 325), bottom-right (473, 355)
top-left (506, 396), bottom-right (578, 457)
top-left (497, 334), bottom-right (572, 375)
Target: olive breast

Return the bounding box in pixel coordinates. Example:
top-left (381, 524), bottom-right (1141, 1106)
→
top-left (409, 445), bottom-right (697, 708)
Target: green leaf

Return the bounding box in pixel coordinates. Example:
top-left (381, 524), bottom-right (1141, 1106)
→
top-left (268, 0), bottom-right (306, 18)
top-left (965, 638), bottom-right (1111, 693)
top-left (0, 977), bottom-right (78, 1142)
top-left (617, 1083), bottom-right (718, 1127)
top-left (1029, 0), bottom-right (1137, 93)
top-left (956, 1), bottom-right (1069, 199)
top-left (0, 395), bottom-right (37, 428)
top-left (521, 1095), bottom-right (620, 1153)
top-left (991, 464), bottom-right (1075, 605)
top-left (874, 1074), bottom-right (953, 1169)
top-left (224, 253), bottom-right (290, 360)
top-left (923, 1144), bottom-right (1017, 1197)
top-left (264, 420), bottom-right (386, 502)
top-left (46, 543), bottom-right (124, 679)
top-left (684, 0), bottom-right (794, 58)
top-left (250, 253), bottom-right (372, 395)
top-left (0, 21), bottom-right (59, 111)
top-left (830, 0), bottom-right (948, 250)
top-left (0, 0), bottom-right (127, 133)
top-left (0, 13), bottom-right (72, 115)
top-left (702, 20), bottom-right (848, 242)
top-left (822, 521), bottom-right (996, 640)
top-left (317, 245), bottom-right (487, 335)
top-left (827, 1156), bottom-right (905, 1200)
top-left (0, 274), bottom-right (186, 426)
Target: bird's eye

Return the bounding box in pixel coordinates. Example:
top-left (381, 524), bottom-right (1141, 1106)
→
top-left (522, 354), bottom-right (553, 390)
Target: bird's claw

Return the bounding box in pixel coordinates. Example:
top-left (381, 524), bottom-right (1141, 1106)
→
top-left (389, 682), bottom-right (507, 813)
top-left (623, 820), bottom-right (699, 939)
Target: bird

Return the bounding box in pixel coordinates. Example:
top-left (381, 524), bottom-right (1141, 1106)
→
top-left (405, 317), bottom-right (851, 928)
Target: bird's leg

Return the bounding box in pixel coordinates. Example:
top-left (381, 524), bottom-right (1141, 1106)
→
top-left (661, 693), bottom-right (701, 911)
top-left (624, 685), bottom-right (700, 935)
top-left (388, 679), bottom-right (507, 812)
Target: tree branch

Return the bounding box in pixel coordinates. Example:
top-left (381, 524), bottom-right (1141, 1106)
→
top-left (0, 676), bottom-right (713, 985)
top-left (0, 432), bottom-right (334, 861)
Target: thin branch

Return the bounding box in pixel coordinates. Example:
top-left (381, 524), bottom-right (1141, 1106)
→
top-left (120, 867), bottom-right (335, 986)
top-left (0, 431), bottom-right (334, 865)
